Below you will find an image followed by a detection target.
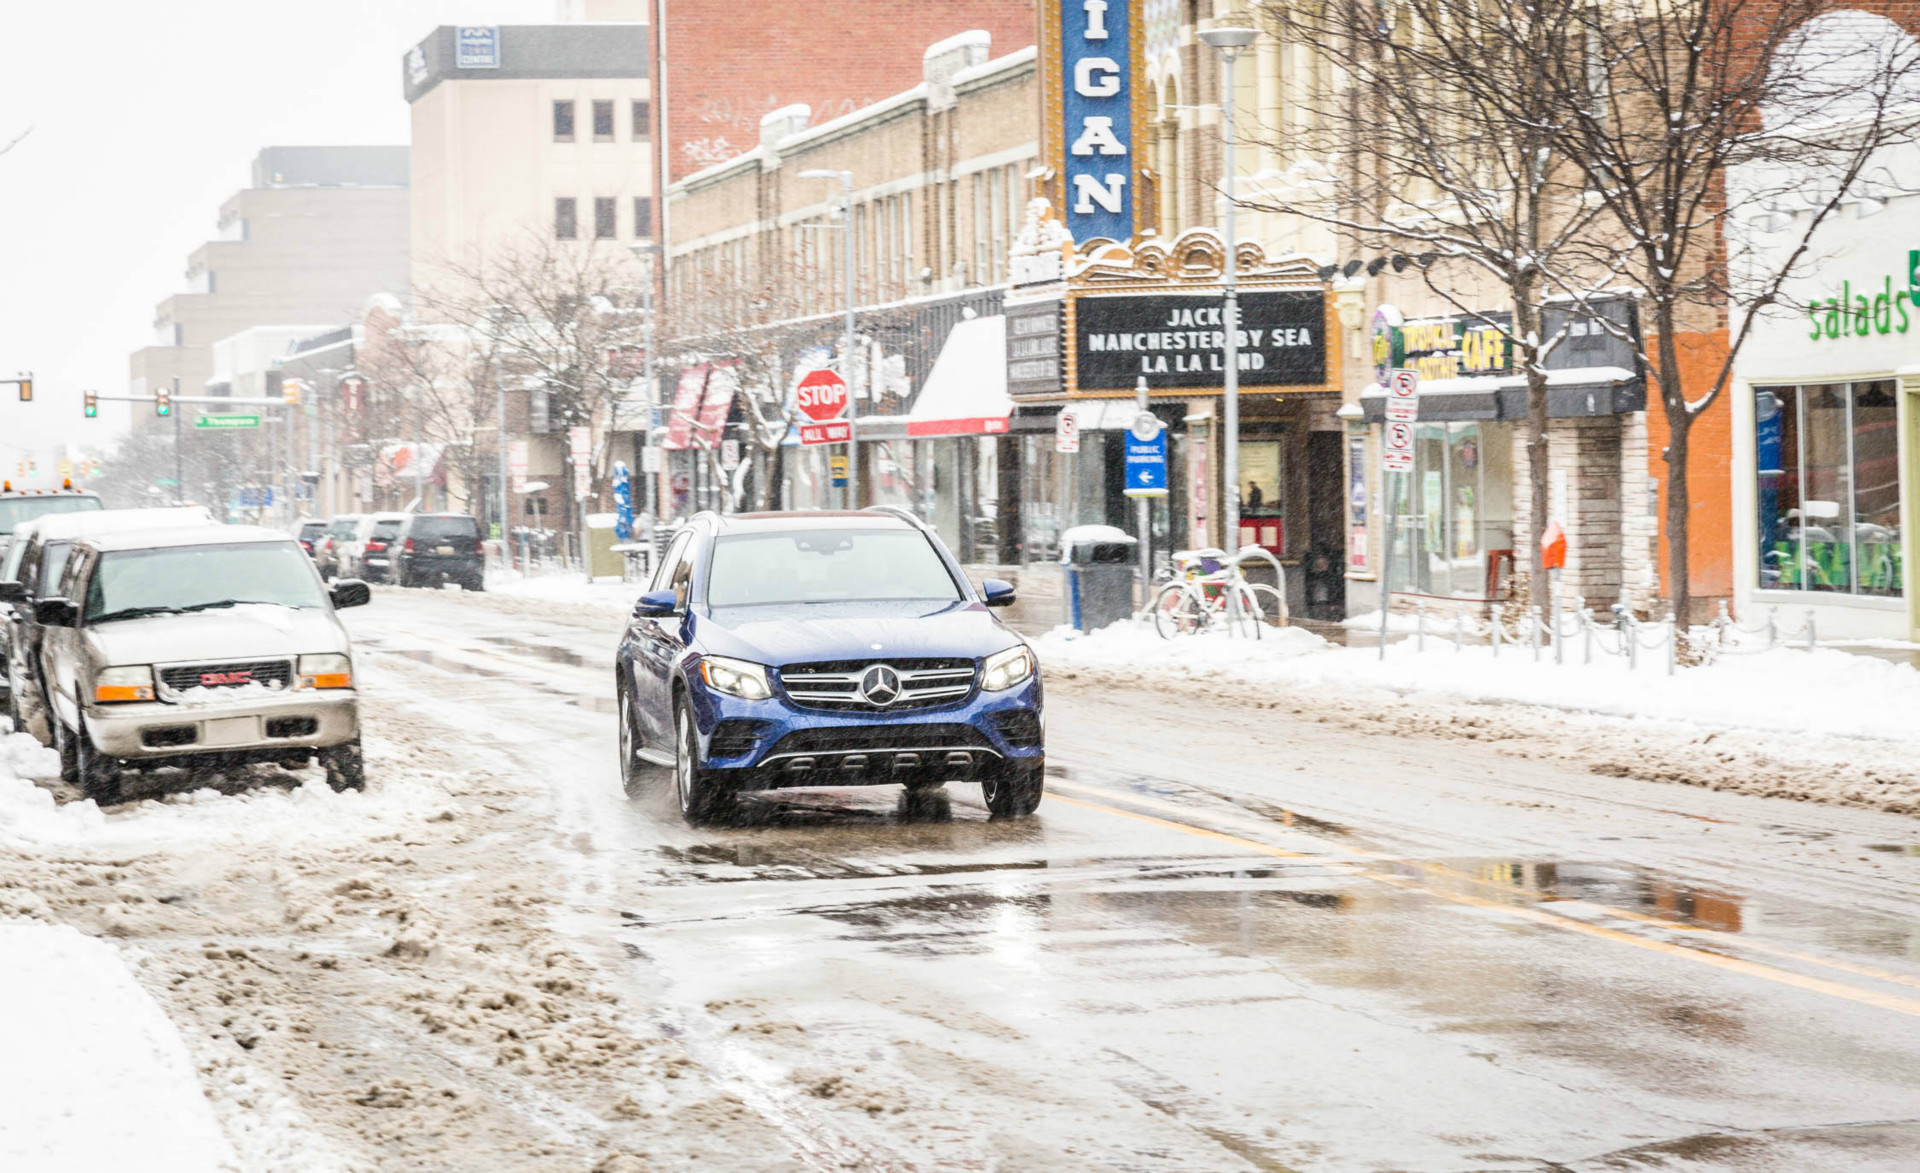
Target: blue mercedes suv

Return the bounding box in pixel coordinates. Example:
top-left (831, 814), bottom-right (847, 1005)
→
top-left (614, 508), bottom-right (1043, 823)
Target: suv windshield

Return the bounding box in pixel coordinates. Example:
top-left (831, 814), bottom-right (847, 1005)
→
top-left (411, 516), bottom-right (479, 541)
top-left (84, 541), bottom-right (327, 623)
top-left (706, 528), bottom-right (961, 608)
top-left (0, 496), bottom-right (101, 535)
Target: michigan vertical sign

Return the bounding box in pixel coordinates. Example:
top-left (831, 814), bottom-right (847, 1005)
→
top-left (1059, 0), bottom-right (1133, 244)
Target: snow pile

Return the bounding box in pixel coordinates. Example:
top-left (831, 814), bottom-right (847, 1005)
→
top-left (0, 921), bottom-right (239, 1172)
top-left (485, 568), bottom-right (644, 614)
top-left (1033, 621), bottom-right (1920, 745)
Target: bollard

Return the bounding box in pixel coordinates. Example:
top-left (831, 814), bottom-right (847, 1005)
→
top-left (1453, 610), bottom-right (1464, 652)
top-left (1529, 605), bottom-right (1541, 662)
top-left (1492, 604), bottom-right (1502, 657)
top-left (1553, 599), bottom-right (1564, 666)
top-left (1623, 610), bottom-right (1638, 671)
top-left (1583, 609), bottom-right (1594, 665)
top-left (1807, 609), bottom-right (1817, 654)
top-left (1666, 611), bottom-right (1677, 676)
top-left (1417, 602), bottom-right (1427, 653)
top-left (1767, 607), bottom-right (1778, 650)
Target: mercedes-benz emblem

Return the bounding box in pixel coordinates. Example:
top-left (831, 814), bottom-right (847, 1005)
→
top-left (859, 664), bottom-right (902, 706)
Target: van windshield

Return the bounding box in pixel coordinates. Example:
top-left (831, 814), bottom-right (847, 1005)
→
top-left (0, 496), bottom-right (101, 536)
top-left (84, 541), bottom-right (327, 624)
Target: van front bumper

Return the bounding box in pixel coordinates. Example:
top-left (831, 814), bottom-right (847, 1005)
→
top-left (85, 690), bottom-right (359, 761)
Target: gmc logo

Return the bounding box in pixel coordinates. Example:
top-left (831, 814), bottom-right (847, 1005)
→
top-left (200, 671), bottom-right (253, 687)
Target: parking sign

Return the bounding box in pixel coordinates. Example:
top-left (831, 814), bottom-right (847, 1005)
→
top-left (1383, 420), bottom-right (1415, 473)
top-left (1385, 368), bottom-right (1419, 423)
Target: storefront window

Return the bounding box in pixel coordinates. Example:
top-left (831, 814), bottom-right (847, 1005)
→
top-left (1754, 382), bottom-right (1903, 597)
top-left (1392, 421), bottom-right (1512, 598)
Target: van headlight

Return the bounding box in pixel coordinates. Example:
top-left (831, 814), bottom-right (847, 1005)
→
top-left (298, 653), bottom-right (353, 689)
top-left (982, 645), bottom-right (1035, 691)
top-left (93, 665), bottom-right (155, 703)
top-left (699, 655), bottom-right (771, 700)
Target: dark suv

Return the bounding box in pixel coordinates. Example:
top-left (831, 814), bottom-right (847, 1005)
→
top-left (614, 509), bottom-right (1043, 823)
top-left (394, 513), bottom-right (485, 590)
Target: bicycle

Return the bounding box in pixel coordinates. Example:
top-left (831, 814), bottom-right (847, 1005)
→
top-left (1151, 546), bottom-right (1289, 638)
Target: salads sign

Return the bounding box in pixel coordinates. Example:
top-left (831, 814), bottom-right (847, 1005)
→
top-left (1804, 262), bottom-right (1920, 339)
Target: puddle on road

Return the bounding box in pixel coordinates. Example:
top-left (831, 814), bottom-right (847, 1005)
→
top-left (1865, 843), bottom-right (1920, 856)
top-left (477, 633), bottom-right (606, 669)
top-left (1418, 858), bottom-right (1745, 932)
top-left (371, 646), bottom-right (616, 714)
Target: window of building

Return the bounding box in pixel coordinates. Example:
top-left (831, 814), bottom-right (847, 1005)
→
top-left (632, 99), bottom-right (651, 141)
top-left (972, 175), bottom-right (989, 286)
top-left (553, 100), bottom-right (575, 142)
top-left (1755, 381), bottom-right (1903, 597)
top-left (989, 166), bottom-right (1010, 284)
top-left (555, 197), bottom-right (578, 239)
top-left (633, 196), bottom-right (653, 239)
top-left (595, 197), bottom-right (617, 239)
top-left (900, 190), bottom-right (913, 286)
top-left (592, 99), bottom-right (614, 141)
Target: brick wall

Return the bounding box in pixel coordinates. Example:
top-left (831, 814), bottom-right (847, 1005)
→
top-left (660, 2), bottom-right (1034, 184)
top-left (1512, 413), bottom-right (1657, 614)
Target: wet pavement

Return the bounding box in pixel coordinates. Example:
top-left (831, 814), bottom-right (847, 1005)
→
top-left (342, 588), bottom-right (1920, 1171)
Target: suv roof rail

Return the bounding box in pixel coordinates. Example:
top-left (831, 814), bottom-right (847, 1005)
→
top-left (863, 504), bottom-right (926, 529)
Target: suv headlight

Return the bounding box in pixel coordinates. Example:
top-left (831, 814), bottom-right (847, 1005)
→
top-left (94, 665), bottom-right (155, 703)
top-left (297, 653), bottom-right (353, 689)
top-left (982, 645), bottom-right (1035, 691)
top-left (699, 655), bottom-right (771, 701)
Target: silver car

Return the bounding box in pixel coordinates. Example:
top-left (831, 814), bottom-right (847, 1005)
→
top-left (32, 524), bottom-right (371, 803)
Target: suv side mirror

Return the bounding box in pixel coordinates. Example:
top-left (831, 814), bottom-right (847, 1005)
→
top-left (0, 580), bottom-right (25, 605)
top-left (33, 597), bottom-right (77, 627)
top-left (633, 589), bottom-right (677, 618)
top-left (980, 578), bottom-right (1017, 607)
top-left (330, 579), bottom-right (372, 610)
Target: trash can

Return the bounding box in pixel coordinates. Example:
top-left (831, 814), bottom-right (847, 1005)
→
top-left (1059, 524), bottom-right (1139, 633)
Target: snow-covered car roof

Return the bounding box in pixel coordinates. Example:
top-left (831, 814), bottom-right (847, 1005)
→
top-left (80, 524), bottom-right (297, 553)
top-left (15, 505), bottom-right (214, 544)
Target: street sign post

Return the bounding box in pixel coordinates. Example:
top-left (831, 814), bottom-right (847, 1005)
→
top-left (795, 369), bottom-right (851, 447)
top-left (195, 414), bottom-right (260, 430)
top-left (1380, 369), bottom-right (1419, 658)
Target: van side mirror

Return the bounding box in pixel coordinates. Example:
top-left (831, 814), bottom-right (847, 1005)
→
top-left (0, 581), bottom-right (25, 605)
top-left (330, 579), bottom-right (372, 610)
top-left (633, 589), bottom-right (677, 618)
top-left (33, 597), bottom-right (77, 627)
top-left (980, 578), bottom-right (1017, 607)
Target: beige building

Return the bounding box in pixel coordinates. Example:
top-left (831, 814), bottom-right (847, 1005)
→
top-left (127, 146), bottom-right (410, 429)
top-left (405, 23), bottom-right (655, 300)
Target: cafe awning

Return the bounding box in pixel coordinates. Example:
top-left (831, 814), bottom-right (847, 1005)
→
top-left (857, 315), bottom-right (1012, 440)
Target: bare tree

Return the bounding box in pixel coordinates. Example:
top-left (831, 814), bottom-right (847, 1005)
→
top-left (1528, 0), bottom-right (1920, 622)
top-left (1259, 0), bottom-right (1613, 607)
top-left (358, 321), bottom-right (502, 515)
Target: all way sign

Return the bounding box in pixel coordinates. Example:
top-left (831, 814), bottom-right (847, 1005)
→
top-left (795, 368), bottom-right (850, 445)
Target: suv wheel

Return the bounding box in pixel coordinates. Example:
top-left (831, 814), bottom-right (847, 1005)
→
top-left (673, 700), bottom-right (730, 824)
top-left (72, 717), bottom-right (122, 805)
top-left (464, 571), bottom-right (485, 593)
top-left (322, 736), bottom-right (366, 792)
top-left (617, 677), bottom-right (645, 796)
top-left (981, 757), bottom-right (1044, 818)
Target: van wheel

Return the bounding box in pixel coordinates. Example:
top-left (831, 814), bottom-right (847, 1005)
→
top-left (981, 758), bottom-right (1044, 818)
top-left (674, 700), bottom-right (730, 825)
top-left (322, 736), bottom-right (366, 792)
top-left (73, 718), bottom-right (122, 805)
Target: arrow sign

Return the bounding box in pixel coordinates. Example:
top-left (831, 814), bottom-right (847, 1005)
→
top-left (1122, 414), bottom-right (1168, 498)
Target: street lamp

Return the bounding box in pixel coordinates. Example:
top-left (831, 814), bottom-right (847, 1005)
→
top-left (798, 167), bottom-right (859, 509)
top-left (1198, 25), bottom-right (1258, 587)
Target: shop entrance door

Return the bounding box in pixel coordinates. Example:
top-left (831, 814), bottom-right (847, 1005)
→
top-left (1305, 432), bottom-right (1346, 617)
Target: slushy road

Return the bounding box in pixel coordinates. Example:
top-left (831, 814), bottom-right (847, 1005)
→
top-left (340, 586), bottom-right (1920, 1172)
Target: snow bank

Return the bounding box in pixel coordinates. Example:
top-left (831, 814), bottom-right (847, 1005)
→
top-left (485, 568), bottom-right (644, 614)
top-left (1032, 621), bottom-right (1920, 745)
top-left (0, 921), bottom-right (239, 1172)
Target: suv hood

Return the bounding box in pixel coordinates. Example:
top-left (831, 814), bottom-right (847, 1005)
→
top-left (83, 605), bottom-right (347, 667)
top-left (697, 600), bottom-right (1019, 666)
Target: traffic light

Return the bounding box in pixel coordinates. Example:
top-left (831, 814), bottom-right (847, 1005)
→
top-left (83, 390), bottom-right (98, 418)
top-left (155, 388), bottom-right (171, 417)
top-left (282, 379), bottom-right (302, 406)
top-left (16, 376), bottom-right (30, 402)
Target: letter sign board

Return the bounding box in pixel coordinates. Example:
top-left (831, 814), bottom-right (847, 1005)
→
top-left (1056, 0), bottom-right (1135, 245)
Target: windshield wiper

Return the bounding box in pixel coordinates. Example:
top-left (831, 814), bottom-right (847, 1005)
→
top-left (90, 606), bottom-right (183, 623)
top-left (177, 599), bottom-right (245, 613)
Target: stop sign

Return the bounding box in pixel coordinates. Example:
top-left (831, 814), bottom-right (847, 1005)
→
top-left (794, 368), bottom-right (849, 423)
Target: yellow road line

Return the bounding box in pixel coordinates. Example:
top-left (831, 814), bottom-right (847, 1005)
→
top-left (1051, 788), bottom-right (1920, 1018)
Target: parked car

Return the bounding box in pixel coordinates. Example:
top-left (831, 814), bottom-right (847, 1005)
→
top-left (1, 506), bottom-right (214, 740)
top-left (338, 512), bottom-right (408, 583)
top-left (614, 508), bottom-right (1043, 824)
top-left (314, 514), bottom-right (362, 579)
top-left (31, 524), bottom-right (371, 803)
top-left (0, 480), bottom-right (103, 565)
top-left (394, 513), bottom-right (485, 590)
top-left (294, 518), bottom-right (327, 559)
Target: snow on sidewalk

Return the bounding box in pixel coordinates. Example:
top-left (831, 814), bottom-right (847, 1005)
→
top-left (1032, 621), bottom-right (1920, 746)
top-left (0, 921), bottom-right (239, 1173)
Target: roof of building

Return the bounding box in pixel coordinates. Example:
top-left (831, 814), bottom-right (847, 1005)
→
top-left (403, 24), bottom-right (649, 104)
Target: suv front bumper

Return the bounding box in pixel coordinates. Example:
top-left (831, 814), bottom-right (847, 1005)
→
top-left (85, 689), bottom-right (359, 761)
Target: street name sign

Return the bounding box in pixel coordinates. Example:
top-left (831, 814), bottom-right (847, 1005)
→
top-left (196, 414), bottom-right (260, 430)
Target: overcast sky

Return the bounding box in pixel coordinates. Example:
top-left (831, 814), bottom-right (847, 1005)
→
top-left (0, 0), bottom-right (557, 466)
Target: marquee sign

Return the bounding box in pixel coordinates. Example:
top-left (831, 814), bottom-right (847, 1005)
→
top-left (1045, 0), bottom-right (1145, 245)
top-left (1075, 292), bottom-right (1327, 390)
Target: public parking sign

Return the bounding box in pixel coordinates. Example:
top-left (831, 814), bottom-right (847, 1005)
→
top-left (796, 368), bottom-right (850, 445)
top-left (1123, 412), bottom-right (1168, 498)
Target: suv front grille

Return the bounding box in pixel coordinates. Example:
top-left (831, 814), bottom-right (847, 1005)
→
top-left (778, 658), bottom-right (975, 712)
top-left (766, 724), bottom-right (992, 757)
top-left (159, 659), bottom-right (293, 693)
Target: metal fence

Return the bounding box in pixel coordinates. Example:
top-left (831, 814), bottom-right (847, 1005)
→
top-left (1400, 600), bottom-right (1820, 675)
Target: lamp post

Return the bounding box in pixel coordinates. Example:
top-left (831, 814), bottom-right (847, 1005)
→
top-left (628, 242), bottom-right (661, 521)
top-left (799, 168), bottom-right (859, 509)
top-left (1198, 25), bottom-right (1258, 613)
